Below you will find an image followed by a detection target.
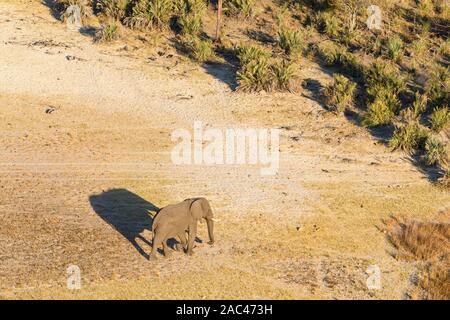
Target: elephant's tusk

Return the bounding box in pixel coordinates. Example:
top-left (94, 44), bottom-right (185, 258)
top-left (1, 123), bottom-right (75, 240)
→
top-left (211, 218), bottom-right (221, 222)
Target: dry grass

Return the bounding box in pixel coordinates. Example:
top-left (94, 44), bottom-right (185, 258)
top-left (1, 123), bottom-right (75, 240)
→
top-left (382, 215), bottom-right (450, 300)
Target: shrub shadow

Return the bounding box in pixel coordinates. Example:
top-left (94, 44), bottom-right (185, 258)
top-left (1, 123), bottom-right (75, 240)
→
top-left (42, 0), bottom-right (61, 21)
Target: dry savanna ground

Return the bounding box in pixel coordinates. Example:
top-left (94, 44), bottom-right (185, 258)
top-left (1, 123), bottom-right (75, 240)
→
top-left (0, 0), bottom-right (449, 299)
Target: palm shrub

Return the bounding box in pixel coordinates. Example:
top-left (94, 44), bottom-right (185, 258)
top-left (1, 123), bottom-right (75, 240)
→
top-left (429, 106), bottom-right (450, 132)
top-left (237, 45), bottom-right (271, 66)
top-left (389, 121), bottom-right (429, 152)
top-left (317, 41), bottom-right (341, 65)
top-left (225, 0), bottom-right (255, 18)
top-left (237, 57), bottom-right (273, 92)
top-left (177, 0), bottom-right (207, 36)
top-left (425, 66), bottom-right (450, 107)
top-left (364, 60), bottom-right (406, 99)
top-left (317, 11), bottom-right (339, 38)
top-left (412, 92), bottom-right (428, 118)
top-left (386, 35), bottom-right (404, 61)
top-left (423, 136), bottom-right (448, 166)
top-left (278, 28), bottom-right (303, 57)
top-left (96, 0), bottom-right (130, 20)
top-left (362, 98), bottom-right (396, 127)
top-left (324, 74), bottom-right (356, 113)
top-left (272, 59), bottom-right (296, 91)
top-left (125, 0), bottom-right (173, 30)
top-left (187, 37), bottom-right (215, 62)
top-left (178, 13), bottom-right (202, 36)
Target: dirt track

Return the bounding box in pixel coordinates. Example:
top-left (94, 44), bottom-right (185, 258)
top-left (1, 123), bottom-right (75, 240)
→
top-left (1, 0), bottom-right (449, 299)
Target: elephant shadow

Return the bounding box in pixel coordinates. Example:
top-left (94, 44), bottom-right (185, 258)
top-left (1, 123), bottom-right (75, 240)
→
top-left (89, 188), bottom-right (160, 259)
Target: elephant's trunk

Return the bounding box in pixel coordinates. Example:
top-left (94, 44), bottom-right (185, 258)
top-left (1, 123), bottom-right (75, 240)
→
top-left (206, 218), bottom-right (214, 245)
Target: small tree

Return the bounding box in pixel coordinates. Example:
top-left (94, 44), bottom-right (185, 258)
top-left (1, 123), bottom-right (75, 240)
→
top-left (215, 0), bottom-right (223, 42)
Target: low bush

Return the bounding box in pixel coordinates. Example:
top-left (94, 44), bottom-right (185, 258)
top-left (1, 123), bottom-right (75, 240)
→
top-left (272, 59), bottom-right (296, 91)
top-left (389, 121), bottom-right (429, 152)
top-left (187, 37), bottom-right (215, 62)
top-left (429, 106), bottom-right (450, 132)
top-left (95, 20), bottom-right (120, 42)
top-left (278, 28), bottom-right (303, 57)
top-left (225, 0), bottom-right (255, 18)
top-left (324, 74), bottom-right (356, 113)
top-left (362, 98), bottom-right (396, 127)
top-left (423, 136), bottom-right (447, 166)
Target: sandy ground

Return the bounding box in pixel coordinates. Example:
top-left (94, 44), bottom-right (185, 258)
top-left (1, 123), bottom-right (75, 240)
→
top-left (0, 0), bottom-right (449, 299)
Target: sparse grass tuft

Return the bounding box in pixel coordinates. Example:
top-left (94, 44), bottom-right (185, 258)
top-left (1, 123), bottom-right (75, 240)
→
top-left (95, 20), bottom-right (120, 42)
top-left (382, 215), bottom-right (450, 300)
top-left (412, 92), bottom-right (428, 118)
top-left (324, 74), bottom-right (356, 113)
top-left (439, 170), bottom-right (450, 189)
top-left (429, 106), bottom-right (450, 132)
top-left (389, 121), bottom-right (429, 152)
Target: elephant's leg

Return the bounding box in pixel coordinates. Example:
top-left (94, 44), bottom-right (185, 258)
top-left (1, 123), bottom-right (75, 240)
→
top-left (176, 232), bottom-right (187, 252)
top-left (149, 232), bottom-right (163, 261)
top-left (186, 222), bottom-right (197, 256)
top-left (162, 238), bottom-right (171, 258)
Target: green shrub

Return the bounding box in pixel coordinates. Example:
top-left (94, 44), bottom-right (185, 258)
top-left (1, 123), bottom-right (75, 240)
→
top-left (57, 0), bottom-right (94, 20)
top-left (178, 13), bottom-right (202, 36)
top-left (386, 35), bottom-right (404, 61)
top-left (278, 28), bottom-right (303, 56)
top-left (426, 66), bottom-right (450, 107)
top-left (389, 122), bottom-right (429, 152)
top-left (317, 41), bottom-right (341, 65)
top-left (373, 89), bottom-right (401, 114)
top-left (317, 11), bottom-right (339, 38)
top-left (95, 20), bottom-right (120, 42)
top-left (187, 37), bottom-right (215, 62)
top-left (272, 59), bottom-right (296, 91)
top-left (237, 45), bottom-right (271, 66)
top-left (125, 0), bottom-right (173, 30)
top-left (412, 92), bottom-right (428, 117)
top-left (237, 58), bottom-right (273, 92)
top-left (423, 137), bottom-right (447, 166)
top-left (362, 99), bottom-right (396, 127)
top-left (429, 106), bottom-right (450, 132)
top-left (324, 74), bottom-right (356, 113)
top-left (96, 0), bottom-right (130, 20)
top-left (225, 0), bottom-right (255, 18)
top-left (365, 61), bottom-right (406, 99)
top-left (338, 50), bottom-right (363, 77)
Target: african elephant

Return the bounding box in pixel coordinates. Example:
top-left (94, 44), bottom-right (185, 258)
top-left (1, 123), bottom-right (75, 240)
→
top-left (149, 197), bottom-right (217, 260)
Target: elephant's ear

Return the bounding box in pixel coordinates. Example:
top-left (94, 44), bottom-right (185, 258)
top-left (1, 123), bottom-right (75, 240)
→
top-left (189, 199), bottom-right (204, 220)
